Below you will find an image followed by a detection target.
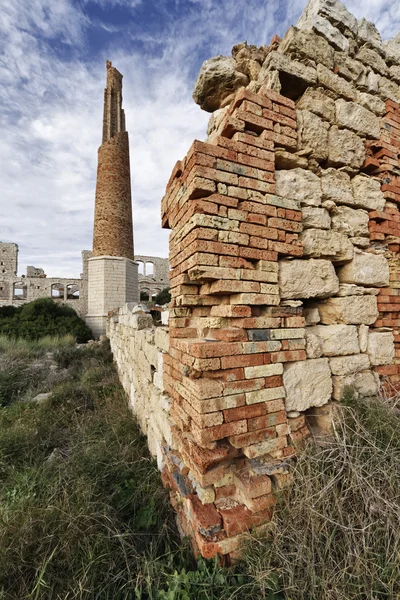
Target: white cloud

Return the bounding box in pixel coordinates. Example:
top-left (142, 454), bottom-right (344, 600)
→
top-left (0, 0), bottom-right (399, 279)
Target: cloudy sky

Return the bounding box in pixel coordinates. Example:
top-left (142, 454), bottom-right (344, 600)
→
top-left (1, 0), bottom-right (398, 277)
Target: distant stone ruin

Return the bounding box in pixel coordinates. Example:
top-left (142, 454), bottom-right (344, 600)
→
top-left (107, 0), bottom-right (400, 561)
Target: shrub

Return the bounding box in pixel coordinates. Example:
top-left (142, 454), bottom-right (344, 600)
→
top-left (0, 298), bottom-right (93, 343)
top-left (155, 287), bottom-right (171, 305)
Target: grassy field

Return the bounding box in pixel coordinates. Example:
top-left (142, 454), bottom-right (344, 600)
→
top-left (0, 336), bottom-right (399, 599)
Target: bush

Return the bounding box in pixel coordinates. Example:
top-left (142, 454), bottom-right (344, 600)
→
top-left (0, 298), bottom-right (93, 343)
top-left (155, 287), bottom-right (171, 305)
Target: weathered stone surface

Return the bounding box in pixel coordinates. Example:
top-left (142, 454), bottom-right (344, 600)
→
top-left (321, 168), bottom-right (353, 205)
top-left (383, 35), bottom-right (400, 66)
top-left (367, 331), bottom-right (395, 366)
top-left (336, 284), bottom-right (379, 297)
top-left (193, 56), bottom-right (249, 112)
top-left (334, 52), bottom-right (366, 83)
top-left (305, 329), bottom-right (323, 358)
top-left (329, 353), bottom-right (370, 375)
top-left (318, 296), bottom-right (379, 325)
top-left (356, 46), bottom-right (388, 76)
top-left (297, 109), bottom-right (329, 162)
top-left (332, 370), bottom-right (379, 400)
top-left (307, 324), bottom-right (360, 356)
top-left (351, 175), bottom-right (386, 212)
top-left (304, 307), bottom-right (321, 325)
top-left (279, 258), bottom-right (339, 299)
top-left (338, 250), bottom-right (389, 287)
top-left (331, 206), bottom-right (369, 237)
top-left (356, 92), bottom-right (386, 116)
top-left (350, 237), bottom-right (370, 248)
top-left (358, 324), bottom-right (369, 352)
top-left (259, 52), bottom-right (317, 87)
top-left (302, 207), bottom-right (331, 230)
top-left (279, 26), bottom-right (334, 69)
top-left (284, 358), bottom-right (332, 412)
top-left (378, 76), bottom-right (400, 103)
top-left (327, 127), bottom-right (366, 169)
top-left (317, 64), bottom-right (357, 101)
top-left (335, 99), bottom-right (380, 139)
top-left (357, 18), bottom-right (382, 51)
top-left (296, 87), bottom-right (336, 123)
top-left (389, 65), bottom-right (400, 84)
top-left (275, 168), bottom-right (322, 207)
top-left (301, 229), bottom-right (354, 263)
top-left (297, 0), bottom-right (358, 36)
top-left (207, 108), bottom-right (228, 136)
top-left (299, 14), bottom-right (349, 52)
top-left (275, 149), bottom-right (308, 170)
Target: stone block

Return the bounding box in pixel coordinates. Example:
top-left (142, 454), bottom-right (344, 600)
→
top-left (297, 0), bottom-right (358, 36)
top-left (304, 307), bottom-right (321, 325)
top-left (338, 250), bottom-right (389, 287)
top-left (299, 14), bottom-right (349, 52)
top-left (283, 358), bottom-right (332, 412)
top-left (357, 17), bottom-right (382, 51)
top-left (359, 325), bottom-right (369, 353)
top-left (334, 52), bottom-right (367, 84)
top-left (317, 64), bottom-right (357, 101)
top-left (356, 46), bottom-right (388, 76)
top-left (279, 258), bottom-right (339, 299)
top-left (331, 206), bottom-right (369, 237)
top-left (279, 26), bottom-right (334, 69)
top-left (335, 99), bottom-right (380, 139)
top-left (302, 207), bottom-right (331, 230)
top-left (378, 76), bottom-right (400, 104)
top-left (356, 92), bottom-right (386, 116)
top-left (332, 370), bottom-right (379, 400)
top-left (307, 324), bottom-right (360, 357)
top-left (318, 296), bottom-right (379, 325)
top-left (301, 229), bottom-right (354, 263)
top-left (351, 175), bottom-right (386, 212)
top-left (193, 56), bottom-right (249, 112)
top-left (296, 87), bottom-right (336, 123)
top-left (383, 35), bottom-right (400, 66)
top-left (259, 51), bottom-right (317, 87)
top-left (329, 353), bottom-right (370, 375)
top-left (297, 110), bottom-right (329, 162)
top-left (275, 168), bottom-right (321, 207)
top-left (327, 127), bottom-right (366, 169)
top-left (321, 168), bottom-right (353, 205)
top-left (367, 331), bottom-right (395, 366)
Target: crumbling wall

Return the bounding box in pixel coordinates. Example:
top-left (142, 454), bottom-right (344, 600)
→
top-left (107, 304), bottom-right (171, 467)
top-left (153, 0), bottom-right (400, 560)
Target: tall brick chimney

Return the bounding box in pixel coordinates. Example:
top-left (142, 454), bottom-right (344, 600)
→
top-left (86, 61), bottom-right (139, 337)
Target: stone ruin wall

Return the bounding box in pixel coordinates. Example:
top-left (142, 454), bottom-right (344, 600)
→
top-left (135, 255), bottom-right (170, 300)
top-left (108, 0), bottom-right (400, 561)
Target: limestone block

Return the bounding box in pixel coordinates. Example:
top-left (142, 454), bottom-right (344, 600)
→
top-left (367, 331), bottom-right (395, 366)
top-left (275, 168), bottom-right (321, 207)
top-left (331, 206), bottom-right (369, 237)
top-left (357, 18), bottom-right (382, 51)
top-left (297, 110), bottom-right (329, 162)
top-left (304, 307), bottom-right (321, 325)
top-left (335, 99), bottom-right (380, 139)
top-left (305, 329), bottom-right (323, 358)
top-left (307, 324), bottom-right (360, 356)
top-left (351, 175), bottom-right (385, 212)
top-left (207, 108), bottom-right (228, 136)
top-left (321, 168), bottom-right (353, 205)
top-left (279, 26), bottom-right (334, 69)
top-left (193, 56), bottom-right (249, 112)
top-left (275, 149), bottom-right (308, 170)
top-left (383, 35), bottom-right (400, 66)
top-left (299, 14), bottom-right (349, 52)
top-left (302, 207), bottom-right (331, 230)
top-left (378, 76), bottom-right (400, 104)
top-left (338, 250), bottom-right (389, 287)
top-left (358, 325), bottom-right (369, 352)
top-left (327, 127), bottom-right (365, 169)
top-left (317, 64), bottom-right (357, 101)
top-left (297, 0), bottom-right (358, 36)
top-left (356, 92), bottom-right (386, 117)
top-left (259, 52), bottom-right (317, 87)
top-left (389, 65), bottom-right (400, 84)
top-left (155, 327), bottom-right (169, 353)
top-left (301, 229), bottom-right (354, 263)
top-left (329, 353), bottom-right (370, 375)
top-left (279, 258), bottom-right (339, 299)
top-left (283, 358), bottom-right (332, 412)
top-left (356, 46), bottom-right (388, 76)
top-left (336, 284), bottom-right (379, 297)
top-left (334, 52), bottom-right (367, 84)
top-left (332, 370), bottom-right (379, 400)
top-left (131, 314), bottom-right (153, 330)
top-left (296, 87), bottom-right (336, 123)
top-left (161, 310), bottom-right (169, 326)
top-left (318, 296), bottom-right (379, 325)
top-left (365, 71), bottom-right (379, 94)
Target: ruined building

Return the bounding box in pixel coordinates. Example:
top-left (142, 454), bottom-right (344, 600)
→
top-left (107, 0), bottom-right (400, 560)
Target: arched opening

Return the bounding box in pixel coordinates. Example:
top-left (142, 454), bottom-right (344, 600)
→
top-left (151, 288), bottom-right (161, 300)
top-left (145, 262), bottom-right (154, 276)
top-left (140, 289), bottom-right (150, 301)
top-left (51, 283), bottom-right (64, 299)
top-left (13, 283), bottom-right (27, 300)
top-left (67, 284), bottom-right (79, 300)
top-left (137, 261), bottom-right (144, 275)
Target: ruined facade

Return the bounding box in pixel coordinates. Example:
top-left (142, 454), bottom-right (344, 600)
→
top-left (136, 255), bottom-right (170, 300)
top-left (108, 0), bottom-right (400, 560)
top-left (86, 61), bottom-right (139, 337)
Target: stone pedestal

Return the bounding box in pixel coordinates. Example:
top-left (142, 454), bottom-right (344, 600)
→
top-left (86, 256), bottom-right (138, 337)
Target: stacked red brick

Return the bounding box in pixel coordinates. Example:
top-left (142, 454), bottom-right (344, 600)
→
top-left (366, 100), bottom-right (400, 385)
top-left (161, 88), bottom-right (309, 558)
